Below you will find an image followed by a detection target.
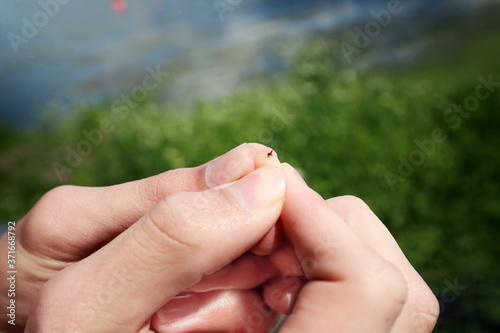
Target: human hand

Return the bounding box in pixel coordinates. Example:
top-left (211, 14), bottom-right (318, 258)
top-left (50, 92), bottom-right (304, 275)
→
top-left (261, 164), bottom-right (440, 332)
top-left (150, 163), bottom-right (440, 333)
top-left (0, 143), bottom-right (286, 332)
top-left (1, 143), bottom-right (439, 333)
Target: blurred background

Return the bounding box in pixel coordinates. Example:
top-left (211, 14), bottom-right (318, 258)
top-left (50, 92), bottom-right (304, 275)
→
top-left (1, 0), bottom-right (499, 331)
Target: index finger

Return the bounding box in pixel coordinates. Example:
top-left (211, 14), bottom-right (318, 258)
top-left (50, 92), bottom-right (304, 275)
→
top-left (278, 163), bottom-right (407, 333)
top-left (21, 143), bottom-right (280, 260)
top-left (325, 196), bottom-right (439, 332)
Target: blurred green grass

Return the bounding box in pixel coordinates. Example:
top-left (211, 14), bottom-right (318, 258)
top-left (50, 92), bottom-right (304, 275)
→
top-left (1, 35), bottom-right (499, 331)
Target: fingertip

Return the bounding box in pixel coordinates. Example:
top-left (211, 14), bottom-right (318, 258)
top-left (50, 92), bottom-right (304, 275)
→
top-left (281, 163), bottom-right (324, 219)
top-left (204, 143), bottom-right (254, 188)
top-left (225, 165), bottom-right (285, 212)
top-left (152, 290), bottom-right (280, 333)
top-left (190, 253), bottom-right (278, 292)
top-left (203, 143), bottom-right (282, 188)
top-left (250, 220), bottom-right (284, 256)
top-left (263, 276), bottom-right (304, 315)
top-left (269, 244), bottom-right (303, 277)
top-left (247, 143), bottom-right (282, 168)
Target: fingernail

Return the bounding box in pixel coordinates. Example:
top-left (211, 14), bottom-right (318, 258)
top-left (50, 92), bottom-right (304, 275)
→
top-left (156, 293), bottom-right (199, 325)
top-left (285, 292), bottom-right (292, 308)
top-left (283, 163), bottom-right (306, 184)
top-left (226, 165), bottom-right (285, 211)
top-left (205, 143), bottom-right (253, 188)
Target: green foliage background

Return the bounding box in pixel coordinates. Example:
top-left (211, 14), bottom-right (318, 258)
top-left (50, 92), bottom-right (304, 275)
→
top-left (1, 36), bottom-right (499, 331)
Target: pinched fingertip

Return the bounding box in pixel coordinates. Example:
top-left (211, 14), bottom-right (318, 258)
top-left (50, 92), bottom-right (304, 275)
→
top-left (250, 220), bottom-right (284, 256)
top-left (247, 143), bottom-right (282, 169)
top-left (204, 143), bottom-right (254, 188)
top-left (204, 143), bottom-right (283, 189)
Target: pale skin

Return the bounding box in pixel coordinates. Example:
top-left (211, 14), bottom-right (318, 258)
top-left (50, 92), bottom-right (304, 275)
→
top-left (0, 143), bottom-right (439, 332)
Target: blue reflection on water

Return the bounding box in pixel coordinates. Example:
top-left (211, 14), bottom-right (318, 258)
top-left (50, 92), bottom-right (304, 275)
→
top-left (0, 0), bottom-right (489, 127)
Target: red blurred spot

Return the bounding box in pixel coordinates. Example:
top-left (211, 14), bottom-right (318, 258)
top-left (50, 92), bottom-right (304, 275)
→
top-left (112, 0), bottom-right (127, 14)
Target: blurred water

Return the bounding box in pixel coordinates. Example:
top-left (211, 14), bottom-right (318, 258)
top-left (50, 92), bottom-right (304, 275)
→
top-left (0, 0), bottom-right (496, 127)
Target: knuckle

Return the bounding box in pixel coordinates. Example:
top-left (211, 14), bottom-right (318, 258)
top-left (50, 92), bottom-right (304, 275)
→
top-left (339, 195), bottom-right (368, 207)
top-left (135, 167), bottom-right (204, 208)
top-left (327, 195), bottom-right (374, 228)
top-left (36, 185), bottom-right (78, 211)
top-left (136, 170), bottom-right (177, 207)
top-left (365, 260), bottom-right (408, 311)
top-left (135, 173), bottom-right (162, 208)
top-left (145, 193), bottom-right (197, 249)
top-left (338, 195), bottom-right (371, 215)
top-left (24, 185), bottom-right (79, 243)
top-left (143, 187), bottom-right (240, 252)
top-left (409, 283), bottom-right (440, 332)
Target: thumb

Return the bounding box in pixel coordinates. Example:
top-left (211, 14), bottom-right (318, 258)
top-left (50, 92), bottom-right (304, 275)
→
top-left (26, 165), bottom-right (285, 332)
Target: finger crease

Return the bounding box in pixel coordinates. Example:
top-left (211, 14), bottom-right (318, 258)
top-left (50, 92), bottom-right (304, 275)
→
top-left (146, 207), bottom-right (192, 249)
